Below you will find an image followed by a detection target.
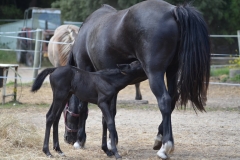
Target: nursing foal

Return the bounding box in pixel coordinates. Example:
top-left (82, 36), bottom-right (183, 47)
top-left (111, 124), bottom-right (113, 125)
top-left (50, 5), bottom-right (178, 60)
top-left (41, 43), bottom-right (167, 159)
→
top-left (31, 61), bottom-right (146, 159)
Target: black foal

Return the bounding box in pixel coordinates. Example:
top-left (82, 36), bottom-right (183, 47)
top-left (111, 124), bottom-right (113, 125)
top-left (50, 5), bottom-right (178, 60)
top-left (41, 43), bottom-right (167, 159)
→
top-left (31, 61), bottom-right (146, 159)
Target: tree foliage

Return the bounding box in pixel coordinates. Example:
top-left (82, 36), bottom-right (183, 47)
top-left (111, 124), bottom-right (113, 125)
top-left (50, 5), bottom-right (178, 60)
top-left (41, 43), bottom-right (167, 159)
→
top-left (1, 0), bottom-right (239, 36)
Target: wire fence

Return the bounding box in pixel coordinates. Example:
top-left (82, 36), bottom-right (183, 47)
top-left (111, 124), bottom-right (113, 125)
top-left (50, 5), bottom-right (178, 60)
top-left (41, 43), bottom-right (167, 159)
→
top-left (0, 29), bottom-right (240, 85)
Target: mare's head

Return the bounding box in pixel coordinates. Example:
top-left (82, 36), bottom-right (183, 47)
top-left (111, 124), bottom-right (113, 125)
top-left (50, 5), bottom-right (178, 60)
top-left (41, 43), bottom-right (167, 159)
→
top-left (64, 95), bottom-right (80, 145)
top-left (117, 61), bottom-right (146, 84)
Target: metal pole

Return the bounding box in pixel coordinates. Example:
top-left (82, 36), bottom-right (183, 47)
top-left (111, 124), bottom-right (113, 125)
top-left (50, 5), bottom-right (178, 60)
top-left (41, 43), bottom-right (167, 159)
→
top-left (33, 28), bottom-right (42, 81)
top-left (238, 30), bottom-right (240, 57)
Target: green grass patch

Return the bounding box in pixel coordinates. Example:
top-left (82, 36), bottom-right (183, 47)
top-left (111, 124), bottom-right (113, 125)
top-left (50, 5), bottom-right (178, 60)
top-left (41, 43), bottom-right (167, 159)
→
top-left (230, 74), bottom-right (240, 82)
top-left (210, 67), bottom-right (229, 77)
top-left (0, 101), bottom-right (50, 109)
top-left (0, 50), bottom-right (17, 64)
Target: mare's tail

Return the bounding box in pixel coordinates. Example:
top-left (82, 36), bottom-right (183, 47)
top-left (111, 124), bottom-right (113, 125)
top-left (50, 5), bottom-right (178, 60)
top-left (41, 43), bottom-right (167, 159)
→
top-left (31, 68), bottom-right (56, 92)
top-left (173, 4), bottom-right (210, 111)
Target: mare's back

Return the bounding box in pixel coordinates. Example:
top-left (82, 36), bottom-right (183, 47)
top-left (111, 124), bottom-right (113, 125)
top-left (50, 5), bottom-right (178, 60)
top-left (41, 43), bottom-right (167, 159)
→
top-left (73, 0), bottom-right (177, 70)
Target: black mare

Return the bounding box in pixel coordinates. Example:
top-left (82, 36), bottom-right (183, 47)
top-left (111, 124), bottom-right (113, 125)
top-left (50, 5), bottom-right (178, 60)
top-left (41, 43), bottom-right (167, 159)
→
top-left (65, 0), bottom-right (210, 159)
top-left (31, 61), bottom-right (146, 159)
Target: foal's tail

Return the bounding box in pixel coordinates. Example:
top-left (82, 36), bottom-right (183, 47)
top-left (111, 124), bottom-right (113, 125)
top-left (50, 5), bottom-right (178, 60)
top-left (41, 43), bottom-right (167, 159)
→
top-left (31, 68), bottom-right (56, 92)
top-left (173, 4), bottom-right (210, 111)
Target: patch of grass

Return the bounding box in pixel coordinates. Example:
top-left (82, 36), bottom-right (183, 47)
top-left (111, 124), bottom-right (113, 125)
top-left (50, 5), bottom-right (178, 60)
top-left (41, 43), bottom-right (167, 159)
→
top-left (230, 74), bottom-right (240, 82)
top-left (0, 50), bottom-right (17, 64)
top-left (210, 67), bottom-right (229, 77)
top-left (0, 101), bottom-right (49, 109)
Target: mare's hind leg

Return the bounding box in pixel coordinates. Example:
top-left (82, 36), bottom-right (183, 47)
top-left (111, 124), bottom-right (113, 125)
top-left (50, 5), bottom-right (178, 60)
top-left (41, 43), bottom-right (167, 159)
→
top-left (153, 65), bottom-right (178, 152)
top-left (147, 71), bottom-right (174, 159)
top-left (135, 83), bottom-right (142, 100)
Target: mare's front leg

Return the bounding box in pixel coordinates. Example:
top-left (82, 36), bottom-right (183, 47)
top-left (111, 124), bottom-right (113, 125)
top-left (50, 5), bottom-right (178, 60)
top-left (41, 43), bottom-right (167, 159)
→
top-left (148, 72), bottom-right (174, 159)
top-left (98, 100), bottom-right (121, 159)
top-left (74, 101), bottom-right (88, 148)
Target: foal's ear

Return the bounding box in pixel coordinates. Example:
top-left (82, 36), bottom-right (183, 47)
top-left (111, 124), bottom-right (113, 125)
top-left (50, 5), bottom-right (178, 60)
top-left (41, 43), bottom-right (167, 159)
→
top-left (117, 64), bottom-right (129, 70)
top-left (117, 64), bottom-right (129, 75)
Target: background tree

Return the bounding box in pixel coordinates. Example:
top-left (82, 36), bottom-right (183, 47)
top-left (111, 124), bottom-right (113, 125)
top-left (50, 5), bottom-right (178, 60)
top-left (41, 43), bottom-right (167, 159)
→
top-left (51, 0), bottom-right (118, 22)
top-left (0, 0), bottom-right (56, 24)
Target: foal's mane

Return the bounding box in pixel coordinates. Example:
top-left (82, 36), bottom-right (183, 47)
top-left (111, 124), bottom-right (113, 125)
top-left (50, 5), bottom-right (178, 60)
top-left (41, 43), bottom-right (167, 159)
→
top-left (71, 65), bottom-right (121, 75)
top-left (96, 68), bottom-right (121, 75)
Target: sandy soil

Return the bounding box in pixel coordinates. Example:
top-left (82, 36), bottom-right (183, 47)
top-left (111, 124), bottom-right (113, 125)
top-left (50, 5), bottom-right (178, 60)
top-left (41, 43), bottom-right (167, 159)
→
top-left (0, 67), bottom-right (240, 159)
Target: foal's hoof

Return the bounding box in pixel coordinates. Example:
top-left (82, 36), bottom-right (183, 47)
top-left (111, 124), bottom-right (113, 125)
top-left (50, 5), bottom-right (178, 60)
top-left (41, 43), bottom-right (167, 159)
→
top-left (58, 152), bottom-right (66, 157)
top-left (46, 154), bottom-right (54, 158)
top-left (44, 150), bottom-right (53, 158)
top-left (115, 153), bottom-right (122, 160)
top-left (106, 150), bottom-right (114, 157)
top-left (153, 135), bottom-right (162, 150)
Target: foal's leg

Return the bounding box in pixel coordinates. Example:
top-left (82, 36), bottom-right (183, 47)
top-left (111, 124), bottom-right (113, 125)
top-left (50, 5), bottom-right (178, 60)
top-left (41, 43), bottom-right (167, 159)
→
top-left (43, 101), bottom-right (63, 157)
top-left (42, 103), bottom-right (54, 157)
top-left (101, 116), bottom-right (114, 156)
top-left (52, 95), bottom-right (70, 156)
top-left (52, 109), bottom-right (65, 156)
top-left (42, 92), bottom-right (68, 157)
top-left (153, 65), bottom-right (178, 151)
top-left (135, 83), bottom-right (142, 100)
top-left (101, 95), bottom-right (118, 156)
top-left (98, 101), bottom-right (121, 159)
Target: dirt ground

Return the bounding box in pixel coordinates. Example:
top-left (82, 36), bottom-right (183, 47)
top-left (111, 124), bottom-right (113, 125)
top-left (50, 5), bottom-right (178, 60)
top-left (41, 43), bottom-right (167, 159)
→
top-left (0, 68), bottom-right (240, 160)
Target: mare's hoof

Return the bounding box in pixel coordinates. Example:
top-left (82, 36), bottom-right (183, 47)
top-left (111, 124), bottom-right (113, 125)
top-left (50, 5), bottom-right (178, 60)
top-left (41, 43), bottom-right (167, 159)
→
top-left (153, 141), bottom-right (162, 150)
top-left (153, 135), bottom-right (162, 150)
top-left (156, 141), bottom-right (173, 159)
top-left (157, 151), bottom-right (168, 159)
top-left (73, 142), bottom-right (82, 149)
top-left (135, 96), bottom-right (142, 100)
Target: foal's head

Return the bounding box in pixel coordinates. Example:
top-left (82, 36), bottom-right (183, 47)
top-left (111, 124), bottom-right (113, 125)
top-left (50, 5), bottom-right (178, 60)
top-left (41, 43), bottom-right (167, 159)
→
top-left (117, 61), bottom-right (144, 75)
top-left (117, 61), bottom-right (146, 84)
